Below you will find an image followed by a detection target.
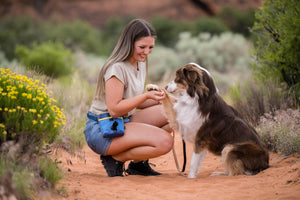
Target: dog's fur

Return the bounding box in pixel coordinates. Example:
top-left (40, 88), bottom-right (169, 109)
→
top-left (147, 63), bottom-right (269, 178)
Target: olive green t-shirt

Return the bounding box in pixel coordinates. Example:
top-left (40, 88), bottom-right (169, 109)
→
top-left (89, 61), bottom-right (146, 116)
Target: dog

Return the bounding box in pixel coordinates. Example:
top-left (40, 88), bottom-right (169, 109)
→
top-left (147, 63), bottom-right (269, 178)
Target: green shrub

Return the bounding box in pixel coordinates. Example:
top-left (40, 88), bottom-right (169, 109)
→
top-left (218, 7), bottom-right (255, 37)
top-left (12, 166), bottom-right (34, 199)
top-left (191, 17), bottom-right (229, 36)
top-left (251, 0), bottom-right (300, 104)
top-left (176, 32), bottom-right (252, 72)
top-left (15, 41), bottom-right (73, 77)
top-left (39, 157), bottom-right (63, 186)
top-left (102, 17), bottom-right (134, 52)
top-left (0, 159), bottom-right (33, 199)
top-left (151, 16), bottom-right (191, 47)
top-left (0, 16), bottom-right (47, 61)
top-left (0, 16), bottom-right (108, 61)
top-left (148, 45), bottom-right (183, 82)
top-left (46, 19), bottom-right (107, 56)
top-left (0, 68), bottom-right (66, 149)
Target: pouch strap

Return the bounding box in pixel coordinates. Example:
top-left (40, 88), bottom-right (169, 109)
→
top-left (87, 112), bottom-right (122, 121)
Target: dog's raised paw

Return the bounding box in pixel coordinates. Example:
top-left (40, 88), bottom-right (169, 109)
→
top-left (146, 84), bottom-right (160, 91)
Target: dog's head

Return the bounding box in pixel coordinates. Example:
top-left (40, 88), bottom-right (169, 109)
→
top-left (166, 63), bottom-right (217, 100)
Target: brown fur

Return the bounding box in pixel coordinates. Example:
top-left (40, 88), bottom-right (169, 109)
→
top-left (183, 64), bottom-right (269, 175)
top-left (150, 63), bottom-right (269, 176)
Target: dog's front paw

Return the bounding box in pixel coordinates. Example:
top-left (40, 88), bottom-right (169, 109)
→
top-left (146, 84), bottom-right (160, 91)
top-left (187, 172), bottom-right (197, 179)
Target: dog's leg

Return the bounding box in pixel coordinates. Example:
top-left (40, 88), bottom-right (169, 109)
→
top-left (161, 92), bottom-right (178, 130)
top-left (188, 150), bottom-right (207, 178)
top-left (210, 145), bottom-right (232, 176)
top-left (146, 84), bottom-right (178, 131)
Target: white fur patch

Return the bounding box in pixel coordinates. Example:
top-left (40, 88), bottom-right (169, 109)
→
top-left (189, 62), bottom-right (212, 77)
top-left (173, 91), bottom-right (206, 143)
top-left (165, 81), bottom-right (178, 94)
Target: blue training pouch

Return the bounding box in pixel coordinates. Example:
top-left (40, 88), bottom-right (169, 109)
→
top-left (98, 113), bottom-right (125, 138)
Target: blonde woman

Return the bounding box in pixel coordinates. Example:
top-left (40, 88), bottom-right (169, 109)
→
top-left (84, 19), bottom-right (173, 177)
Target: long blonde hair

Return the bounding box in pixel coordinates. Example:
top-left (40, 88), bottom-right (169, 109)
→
top-left (94, 18), bottom-right (156, 100)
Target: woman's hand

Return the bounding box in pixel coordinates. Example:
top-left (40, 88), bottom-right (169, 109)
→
top-left (146, 89), bottom-right (165, 101)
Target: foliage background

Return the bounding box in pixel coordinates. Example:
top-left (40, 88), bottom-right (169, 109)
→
top-left (0, 1), bottom-right (299, 198)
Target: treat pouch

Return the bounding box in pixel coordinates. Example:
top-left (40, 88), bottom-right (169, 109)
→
top-left (98, 113), bottom-right (125, 138)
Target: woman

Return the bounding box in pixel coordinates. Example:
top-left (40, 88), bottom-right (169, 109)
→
top-left (84, 18), bottom-right (173, 177)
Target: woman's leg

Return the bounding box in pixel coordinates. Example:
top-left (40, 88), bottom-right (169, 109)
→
top-left (106, 122), bottom-right (173, 162)
top-left (102, 104), bottom-right (173, 176)
top-left (130, 104), bottom-right (172, 132)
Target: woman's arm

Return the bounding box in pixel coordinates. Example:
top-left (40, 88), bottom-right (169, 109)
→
top-left (105, 76), bottom-right (165, 118)
top-left (137, 99), bottom-right (159, 109)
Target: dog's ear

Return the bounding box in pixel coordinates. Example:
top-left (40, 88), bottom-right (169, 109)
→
top-left (184, 66), bottom-right (210, 98)
top-left (201, 71), bottom-right (216, 96)
top-left (183, 67), bottom-right (199, 84)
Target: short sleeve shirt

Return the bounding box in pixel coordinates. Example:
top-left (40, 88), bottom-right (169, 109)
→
top-left (89, 61), bottom-right (146, 116)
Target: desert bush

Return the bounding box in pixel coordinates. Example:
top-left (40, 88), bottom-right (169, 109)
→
top-left (101, 17), bottom-right (134, 52)
top-left (176, 32), bottom-right (252, 73)
top-left (74, 51), bottom-right (106, 84)
top-left (0, 159), bottom-right (33, 199)
top-left (45, 66), bottom-right (95, 153)
top-left (0, 16), bottom-right (110, 61)
top-left (15, 41), bottom-right (74, 78)
top-left (148, 45), bottom-right (183, 82)
top-left (256, 109), bottom-right (300, 155)
top-left (0, 16), bottom-right (47, 61)
top-left (191, 17), bottom-right (229, 36)
top-left (251, 0), bottom-right (300, 104)
top-left (39, 157), bottom-right (63, 186)
top-left (46, 19), bottom-right (107, 56)
top-left (218, 7), bottom-right (255, 38)
top-left (0, 68), bottom-right (66, 150)
top-left (151, 16), bottom-right (191, 47)
top-left (228, 77), bottom-right (292, 125)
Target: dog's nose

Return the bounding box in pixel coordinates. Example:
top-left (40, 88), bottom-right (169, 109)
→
top-left (164, 85), bottom-right (168, 90)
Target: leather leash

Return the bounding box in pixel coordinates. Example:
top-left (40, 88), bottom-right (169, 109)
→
top-left (172, 131), bottom-right (186, 172)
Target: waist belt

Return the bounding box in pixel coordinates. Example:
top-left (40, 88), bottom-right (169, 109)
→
top-left (87, 112), bottom-right (114, 121)
top-left (87, 112), bottom-right (128, 122)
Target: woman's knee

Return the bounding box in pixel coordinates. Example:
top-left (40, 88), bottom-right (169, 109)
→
top-left (157, 133), bottom-right (173, 154)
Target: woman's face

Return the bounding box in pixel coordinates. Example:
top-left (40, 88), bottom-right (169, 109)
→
top-left (131, 36), bottom-right (155, 63)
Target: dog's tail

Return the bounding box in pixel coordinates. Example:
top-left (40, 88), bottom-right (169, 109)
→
top-left (222, 143), bottom-right (269, 176)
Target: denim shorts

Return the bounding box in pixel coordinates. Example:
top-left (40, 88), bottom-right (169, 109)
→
top-left (84, 111), bottom-right (130, 155)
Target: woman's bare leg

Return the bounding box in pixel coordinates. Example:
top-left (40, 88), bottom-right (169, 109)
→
top-left (106, 122), bottom-right (173, 162)
top-left (106, 104), bottom-right (173, 162)
top-left (131, 104), bottom-right (172, 132)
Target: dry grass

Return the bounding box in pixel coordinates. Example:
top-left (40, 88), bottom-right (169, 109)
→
top-left (256, 109), bottom-right (300, 155)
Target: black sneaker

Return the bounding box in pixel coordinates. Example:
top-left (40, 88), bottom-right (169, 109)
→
top-left (125, 160), bottom-right (161, 176)
top-left (100, 155), bottom-right (124, 177)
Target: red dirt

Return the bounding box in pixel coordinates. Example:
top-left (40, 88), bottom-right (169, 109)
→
top-left (49, 132), bottom-right (300, 200)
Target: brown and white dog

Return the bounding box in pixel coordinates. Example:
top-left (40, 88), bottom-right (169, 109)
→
top-left (147, 63), bottom-right (269, 178)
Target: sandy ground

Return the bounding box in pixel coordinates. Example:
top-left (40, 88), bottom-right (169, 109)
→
top-left (51, 133), bottom-right (300, 200)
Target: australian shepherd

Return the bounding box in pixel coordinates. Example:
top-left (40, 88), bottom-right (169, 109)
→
top-left (147, 63), bottom-right (269, 178)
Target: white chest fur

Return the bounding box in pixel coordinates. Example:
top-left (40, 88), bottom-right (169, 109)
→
top-left (174, 91), bottom-right (206, 143)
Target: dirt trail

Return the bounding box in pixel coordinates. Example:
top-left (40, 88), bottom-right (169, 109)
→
top-left (51, 133), bottom-right (300, 200)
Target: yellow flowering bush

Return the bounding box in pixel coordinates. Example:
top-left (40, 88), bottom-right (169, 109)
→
top-left (0, 68), bottom-right (66, 147)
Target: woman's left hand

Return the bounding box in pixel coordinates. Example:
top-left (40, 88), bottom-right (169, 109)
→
top-left (146, 89), bottom-right (165, 101)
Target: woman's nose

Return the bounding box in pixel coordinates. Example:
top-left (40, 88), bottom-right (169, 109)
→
top-left (144, 48), bottom-right (151, 55)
